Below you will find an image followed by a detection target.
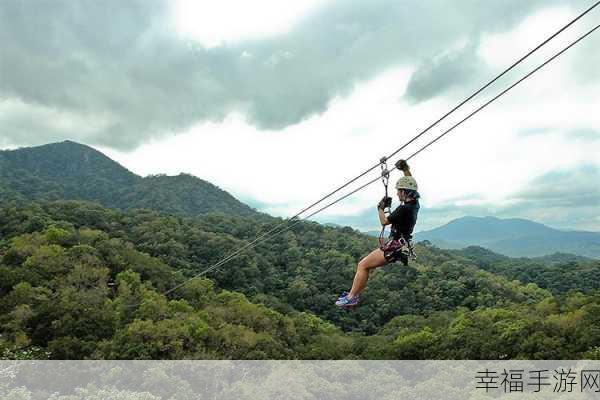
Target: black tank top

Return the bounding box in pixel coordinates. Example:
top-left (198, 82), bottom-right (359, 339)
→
top-left (387, 200), bottom-right (419, 240)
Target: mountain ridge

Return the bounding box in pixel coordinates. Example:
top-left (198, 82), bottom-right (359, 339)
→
top-left (0, 141), bottom-right (256, 217)
top-left (415, 215), bottom-right (600, 258)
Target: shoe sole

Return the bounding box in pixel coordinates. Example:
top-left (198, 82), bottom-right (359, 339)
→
top-left (335, 301), bottom-right (359, 308)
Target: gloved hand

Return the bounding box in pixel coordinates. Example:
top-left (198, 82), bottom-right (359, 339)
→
top-left (395, 159), bottom-right (409, 171)
top-left (378, 196), bottom-right (392, 210)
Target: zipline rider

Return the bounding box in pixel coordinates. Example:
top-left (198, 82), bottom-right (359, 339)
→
top-left (335, 159), bottom-right (420, 308)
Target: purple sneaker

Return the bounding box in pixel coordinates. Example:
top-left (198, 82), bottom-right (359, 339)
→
top-left (337, 291), bottom-right (348, 300)
top-left (335, 292), bottom-right (360, 307)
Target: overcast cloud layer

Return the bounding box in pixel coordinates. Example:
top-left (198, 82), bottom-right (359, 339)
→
top-left (0, 0), bottom-right (583, 149)
top-left (1, 0), bottom-right (599, 232)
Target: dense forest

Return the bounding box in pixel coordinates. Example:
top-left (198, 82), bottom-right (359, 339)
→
top-left (1, 200), bottom-right (599, 359)
top-left (0, 141), bottom-right (256, 216)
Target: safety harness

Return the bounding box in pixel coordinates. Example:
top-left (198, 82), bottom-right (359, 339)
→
top-left (378, 157), bottom-right (417, 264)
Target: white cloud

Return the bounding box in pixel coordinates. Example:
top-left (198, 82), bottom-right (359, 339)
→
top-left (0, 98), bottom-right (113, 145)
top-left (479, 6), bottom-right (578, 67)
top-left (100, 67), bottom-right (416, 217)
top-left (101, 30), bottom-right (600, 230)
top-left (170, 0), bottom-right (325, 48)
top-left (3, 0), bottom-right (599, 232)
top-left (5, 0), bottom-right (593, 149)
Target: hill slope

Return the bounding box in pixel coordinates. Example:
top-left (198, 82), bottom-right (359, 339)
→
top-left (0, 141), bottom-right (255, 217)
top-left (416, 216), bottom-right (600, 258)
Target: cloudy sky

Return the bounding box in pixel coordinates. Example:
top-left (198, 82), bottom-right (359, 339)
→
top-left (1, 0), bottom-right (599, 232)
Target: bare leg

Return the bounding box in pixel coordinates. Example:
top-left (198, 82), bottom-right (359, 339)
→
top-left (348, 248), bottom-right (388, 298)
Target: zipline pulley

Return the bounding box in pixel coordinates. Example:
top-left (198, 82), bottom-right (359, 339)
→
top-left (379, 156), bottom-right (392, 246)
top-left (379, 156), bottom-right (391, 213)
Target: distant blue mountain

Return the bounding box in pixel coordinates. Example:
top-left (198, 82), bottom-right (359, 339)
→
top-left (414, 216), bottom-right (600, 258)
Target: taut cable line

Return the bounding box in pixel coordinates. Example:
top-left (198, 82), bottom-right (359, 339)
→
top-left (130, 10), bottom-right (600, 306)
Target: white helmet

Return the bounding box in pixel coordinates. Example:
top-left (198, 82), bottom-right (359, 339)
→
top-left (395, 176), bottom-right (418, 191)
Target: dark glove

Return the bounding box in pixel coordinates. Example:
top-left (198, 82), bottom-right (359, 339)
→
top-left (395, 159), bottom-right (409, 171)
top-left (378, 196), bottom-right (392, 210)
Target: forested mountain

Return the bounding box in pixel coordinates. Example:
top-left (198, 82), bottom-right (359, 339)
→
top-left (1, 201), bottom-right (600, 360)
top-left (0, 141), bottom-right (256, 217)
top-left (452, 246), bottom-right (600, 295)
top-left (415, 216), bottom-right (600, 258)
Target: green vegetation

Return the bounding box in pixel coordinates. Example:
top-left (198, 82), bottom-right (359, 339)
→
top-left (0, 141), bottom-right (256, 216)
top-left (1, 201), bottom-right (599, 359)
top-left (453, 246), bottom-right (600, 295)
